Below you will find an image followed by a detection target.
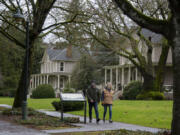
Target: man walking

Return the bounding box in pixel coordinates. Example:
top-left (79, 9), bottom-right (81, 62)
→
top-left (87, 81), bottom-right (101, 124)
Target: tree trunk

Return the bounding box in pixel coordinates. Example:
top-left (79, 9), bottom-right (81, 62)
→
top-left (141, 72), bottom-right (155, 91)
top-left (0, 67), bottom-right (3, 88)
top-left (171, 6), bottom-right (180, 134)
top-left (13, 33), bottom-right (35, 108)
top-left (154, 44), bottom-right (170, 91)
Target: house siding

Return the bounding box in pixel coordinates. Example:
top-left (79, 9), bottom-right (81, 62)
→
top-left (30, 47), bottom-right (81, 97)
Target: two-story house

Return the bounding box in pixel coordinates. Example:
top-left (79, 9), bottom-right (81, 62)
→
top-left (29, 46), bottom-right (81, 96)
top-left (104, 29), bottom-right (173, 91)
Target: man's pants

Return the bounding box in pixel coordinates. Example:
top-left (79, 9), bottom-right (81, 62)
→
top-left (103, 104), bottom-right (112, 120)
top-left (88, 102), bottom-right (99, 120)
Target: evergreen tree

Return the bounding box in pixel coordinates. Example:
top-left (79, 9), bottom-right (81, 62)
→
top-left (71, 54), bottom-right (101, 91)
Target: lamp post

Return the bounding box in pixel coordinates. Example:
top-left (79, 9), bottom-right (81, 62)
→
top-left (13, 9), bottom-right (29, 120)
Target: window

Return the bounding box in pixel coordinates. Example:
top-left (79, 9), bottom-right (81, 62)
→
top-left (59, 62), bottom-right (64, 72)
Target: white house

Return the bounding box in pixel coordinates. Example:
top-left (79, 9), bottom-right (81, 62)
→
top-left (104, 29), bottom-right (173, 91)
top-left (30, 46), bottom-right (81, 96)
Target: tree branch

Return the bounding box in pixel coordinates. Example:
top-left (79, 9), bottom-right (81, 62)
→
top-left (0, 28), bottom-right (25, 48)
top-left (0, 14), bottom-right (25, 34)
top-left (41, 14), bottom-right (78, 32)
top-left (29, 0), bottom-right (36, 17)
top-left (113, 0), bottom-right (170, 38)
top-left (85, 28), bottom-right (139, 67)
top-left (1, 0), bottom-right (15, 11)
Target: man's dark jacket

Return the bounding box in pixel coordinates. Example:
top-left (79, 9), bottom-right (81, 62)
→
top-left (86, 86), bottom-right (101, 103)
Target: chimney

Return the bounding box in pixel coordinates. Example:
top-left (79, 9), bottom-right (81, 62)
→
top-left (66, 45), bottom-right (72, 58)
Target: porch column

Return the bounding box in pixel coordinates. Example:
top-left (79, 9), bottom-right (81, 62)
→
top-left (56, 62), bottom-right (58, 72)
top-left (42, 75), bottom-right (44, 84)
top-left (121, 68), bottom-right (124, 91)
top-left (116, 68), bottom-right (118, 91)
top-left (68, 75), bottom-right (71, 85)
top-left (38, 75), bottom-right (41, 85)
top-left (37, 75), bottom-right (38, 86)
top-left (46, 63), bottom-right (48, 73)
top-left (128, 66), bottom-right (131, 83)
top-left (32, 76), bottom-right (34, 89)
top-left (43, 75), bottom-right (46, 84)
top-left (34, 75), bottom-right (36, 88)
top-left (47, 75), bottom-right (49, 84)
top-left (105, 68), bottom-right (107, 85)
top-left (54, 77), bottom-right (56, 89)
top-left (40, 75), bottom-right (42, 84)
top-left (62, 77), bottom-right (64, 89)
top-left (110, 68), bottom-right (113, 84)
top-left (135, 68), bottom-right (138, 81)
top-left (30, 76), bottom-right (32, 89)
top-left (30, 77), bottom-right (32, 89)
top-left (58, 75), bottom-right (60, 89)
top-left (38, 75), bottom-right (40, 85)
top-left (32, 78), bottom-right (34, 89)
top-left (32, 77), bottom-right (34, 89)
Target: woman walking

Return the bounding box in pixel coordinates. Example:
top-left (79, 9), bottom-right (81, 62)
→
top-left (101, 82), bottom-right (114, 123)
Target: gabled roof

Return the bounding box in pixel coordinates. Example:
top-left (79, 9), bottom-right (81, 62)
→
top-left (47, 47), bottom-right (81, 61)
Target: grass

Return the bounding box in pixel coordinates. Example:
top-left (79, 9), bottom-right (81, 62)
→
top-left (0, 97), bottom-right (172, 129)
top-left (69, 100), bottom-right (172, 129)
top-left (0, 97), bottom-right (59, 110)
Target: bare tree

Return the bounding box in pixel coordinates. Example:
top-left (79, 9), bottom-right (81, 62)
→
top-left (81, 0), bottom-right (169, 92)
top-left (0, 0), bottom-right (79, 108)
top-left (113, 0), bottom-right (180, 134)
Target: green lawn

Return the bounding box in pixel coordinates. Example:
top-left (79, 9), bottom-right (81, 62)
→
top-left (0, 97), bottom-right (59, 110)
top-left (0, 97), bottom-right (172, 129)
top-left (69, 100), bottom-right (172, 129)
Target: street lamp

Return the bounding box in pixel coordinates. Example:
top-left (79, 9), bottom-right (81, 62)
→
top-left (13, 9), bottom-right (29, 120)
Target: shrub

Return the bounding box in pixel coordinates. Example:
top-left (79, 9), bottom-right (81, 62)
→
top-left (123, 81), bottom-right (142, 100)
top-left (52, 101), bottom-right (84, 112)
top-left (136, 91), bottom-right (165, 100)
top-left (63, 87), bottom-right (75, 93)
top-left (31, 84), bottom-right (55, 98)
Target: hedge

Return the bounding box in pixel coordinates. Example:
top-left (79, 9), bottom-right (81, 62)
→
top-left (31, 84), bottom-right (55, 98)
top-left (52, 101), bottom-right (84, 112)
top-left (136, 91), bottom-right (165, 100)
top-left (123, 81), bottom-right (142, 100)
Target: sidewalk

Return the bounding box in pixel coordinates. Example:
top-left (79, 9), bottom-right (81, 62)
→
top-left (0, 120), bottom-right (48, 135)
top-left (0, 104), bottom-right (48, 135)
top-left (0, 104), bottom-right (162, 134)
top-left (39, 110), bottom-right (161, 134)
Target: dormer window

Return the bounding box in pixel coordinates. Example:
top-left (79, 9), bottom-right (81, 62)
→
top-left (59, 62), bottom-right (64, 72)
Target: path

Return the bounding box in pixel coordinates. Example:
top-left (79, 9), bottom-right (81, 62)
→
top-left (0, 104), bottom-right (48, 135)
top-left (0, 120), bottom-right (48, 135)
top-left (0, 104), bottom-right (162, 134)
top-left (39, 110), bottom-right (161, 134)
